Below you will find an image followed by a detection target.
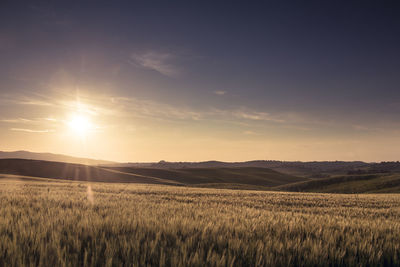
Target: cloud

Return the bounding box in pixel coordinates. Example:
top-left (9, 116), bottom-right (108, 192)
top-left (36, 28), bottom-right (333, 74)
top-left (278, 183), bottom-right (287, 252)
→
top-left (0, 96), bottom-right (54, 107)
top-left (0, 117), bottom-right (59, 125)
top-left (0, 118), bottom-right (35, 124)
top-left (111, 97), bottom-right (295, 127)
top-left (233, 110), bottom-right (285, 123)
top-left (214, 90), bottom-right (226, 95)
top-left (130, 52), bottom-right (180, 77)
top-left (111, 96), bottom-right (202, 121)
top-left (2, 91), bottom-right (366, 136)
top-left (243, 130), bottom-right (259, 135)
top-left (18, 100), bottom-right (53, 106)
top-left (10, 128), bottom-right (54, 133)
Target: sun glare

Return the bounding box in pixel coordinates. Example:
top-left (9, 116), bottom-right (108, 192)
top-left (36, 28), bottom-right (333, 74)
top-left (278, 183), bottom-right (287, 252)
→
top-left (68, 114), bottom-right (92, 137)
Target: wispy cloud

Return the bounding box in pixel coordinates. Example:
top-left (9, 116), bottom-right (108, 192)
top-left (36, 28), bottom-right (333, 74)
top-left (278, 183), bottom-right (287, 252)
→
top-left (214, 90), bottom-right (226, 96)
top-left (350, 124), bottom-right (387, 133)
top-left (130, 51), bottom-right (180, 77)
top-left (0, 118), bottom-right (35, 124)
top-left (0, 117), bottom-right (59, 125)
top-left (18, 100), bottom-right (53, 106)
top-left (232, 109), bottom-right (285, 123)
top-left (0, 96), bottom-right (54, 107)
top-left (4, 91), bottom-right (390, 137)
top-left (10, 128), bottom-right (55, 133)
top-left (111, 97), bottom-right (290, 126)
top-left (111, 96), bottom-right (202, 121)
top-left (243, 130), bottom-right (259, 135)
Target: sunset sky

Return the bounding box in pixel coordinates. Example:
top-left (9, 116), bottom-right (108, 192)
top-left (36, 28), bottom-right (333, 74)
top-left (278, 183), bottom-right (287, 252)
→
top-left (1, 2), bottom-right (400, 162)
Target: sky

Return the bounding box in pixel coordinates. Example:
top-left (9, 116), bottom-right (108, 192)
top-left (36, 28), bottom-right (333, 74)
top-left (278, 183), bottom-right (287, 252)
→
top-left (0, 1), bottom-right (400, 162)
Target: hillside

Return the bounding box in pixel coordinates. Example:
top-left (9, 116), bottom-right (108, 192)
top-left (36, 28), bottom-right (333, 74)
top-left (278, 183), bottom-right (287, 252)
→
top-left (105, 160), bottom-right (370, 177)
top-left (2, 158), bottom-right (400, 193)
top-left (0, 159), bottom-right (306, 189)
top-left (6, 150), bottom-right (398, 178)
top-left (276, 173), bottom-right (400, 193)
top-left (104, 167), bottom-right (307, 188)
top-left (0, 159), bottom-right (176, 185)
top-left (0, 151), bottom-right (115, 165)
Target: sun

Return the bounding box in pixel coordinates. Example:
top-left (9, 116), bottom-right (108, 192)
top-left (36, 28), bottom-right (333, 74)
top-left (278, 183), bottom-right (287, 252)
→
top-left (67, 114), bottom-right (92, 137)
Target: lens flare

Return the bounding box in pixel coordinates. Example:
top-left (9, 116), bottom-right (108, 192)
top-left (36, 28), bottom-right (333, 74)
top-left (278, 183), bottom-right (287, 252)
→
top-left (87, 185), bottom-right (94, 204)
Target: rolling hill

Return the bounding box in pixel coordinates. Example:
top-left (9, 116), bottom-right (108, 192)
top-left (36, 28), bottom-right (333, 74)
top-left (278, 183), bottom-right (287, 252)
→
top-left (0, 151), bottom-right (115, 165)
top-left (104, 166), bottom-right (307, 188)
top-left (0, 159), bottom-right (306, 189)
top-left (0, 159), bottom-right (176, 185)
top-left (105, 160), bottom-right (370, 177)
top-left (2, 158), bottom-right (400, 193)
top-left (276, 173), bottom-right (400, 193)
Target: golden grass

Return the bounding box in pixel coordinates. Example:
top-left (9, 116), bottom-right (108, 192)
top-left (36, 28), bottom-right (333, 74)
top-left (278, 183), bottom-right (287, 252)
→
top-left (1, 178), bottom-right (400, 266)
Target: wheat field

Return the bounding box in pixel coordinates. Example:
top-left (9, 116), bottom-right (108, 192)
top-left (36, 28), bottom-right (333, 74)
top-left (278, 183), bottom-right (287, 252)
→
top-left (1, 177), bottom-right (399, 266)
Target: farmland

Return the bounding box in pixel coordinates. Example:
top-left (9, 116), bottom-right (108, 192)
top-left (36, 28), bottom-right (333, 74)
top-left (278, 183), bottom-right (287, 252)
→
top-left (1, 176), bottom-right (399, 266)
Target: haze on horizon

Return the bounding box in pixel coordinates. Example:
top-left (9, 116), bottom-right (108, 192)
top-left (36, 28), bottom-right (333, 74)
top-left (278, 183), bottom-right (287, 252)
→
top-left (1, 2), bottom-right (400, 163)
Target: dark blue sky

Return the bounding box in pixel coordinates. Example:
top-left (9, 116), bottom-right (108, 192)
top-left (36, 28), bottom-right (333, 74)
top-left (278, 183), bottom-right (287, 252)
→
top-left (1, 1), bottom-right (400, 161)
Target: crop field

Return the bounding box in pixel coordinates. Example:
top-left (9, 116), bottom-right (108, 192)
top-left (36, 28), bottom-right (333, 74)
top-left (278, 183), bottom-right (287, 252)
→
top-left (1, 176), bottom-right (400, 266)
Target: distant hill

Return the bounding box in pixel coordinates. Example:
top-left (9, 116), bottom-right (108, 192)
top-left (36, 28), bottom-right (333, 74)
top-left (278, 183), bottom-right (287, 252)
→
top-left (104, 167), bottom-right (307, 188)
top-left (2, 157), bottom-right (400, 193)
top-left (276, 173), bottom-right (400, 193)
top-left (0, 151), bottom-right (115, 165)
top-left (0, 159), bottom-right (177, 185)
top-left (105, 160), bottom-right (370, 177)
top-left (0, 159), bottom-right (306, 189)
top-left (2, 151), bottom-right (390, 178)
top-left (368, 162), bottom-right (400, 173)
